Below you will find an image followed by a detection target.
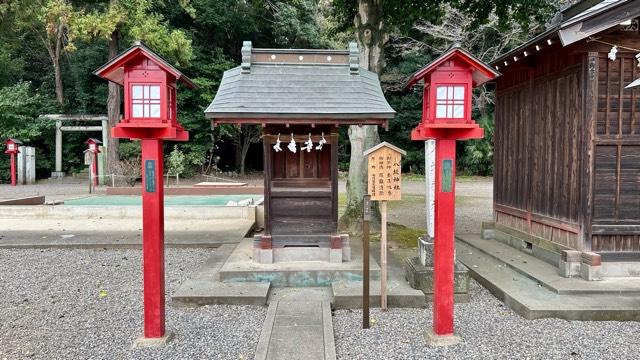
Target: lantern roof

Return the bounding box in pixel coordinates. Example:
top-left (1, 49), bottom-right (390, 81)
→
top-left (363, 141), bottom-right (407, 156)
top-left (86, 138), bottom-right (102, 145)
top-left (205, 41), bottom-right (395, 127)
top-left (5, 138), bottom-right (22, 145)
top-left (405, 46), bottom-right (500, 89)
top-left (93, 41), bottom-right (196, 89)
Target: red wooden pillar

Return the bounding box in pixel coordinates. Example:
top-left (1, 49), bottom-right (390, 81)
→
top-left (10, 153), bottom-right (16, 186)
top-left (433, 139), bottom-right (456, 336)
top-left (91, 153), bottom-right (99, 186)
top-left (141, 138), bottom-right (166, 338)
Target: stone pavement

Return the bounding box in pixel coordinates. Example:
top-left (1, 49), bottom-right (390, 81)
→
top-left (457, 233), bottom-right (640, 320)
top-left (255, 300), bottom-right (336, 360)
top-left (0, 218), bottom-right (253, 249)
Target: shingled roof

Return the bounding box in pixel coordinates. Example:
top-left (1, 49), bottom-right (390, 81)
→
top-left (493, 0), bottom-right (638, 69)
top-left (205, 42), bottom-right (395, 127)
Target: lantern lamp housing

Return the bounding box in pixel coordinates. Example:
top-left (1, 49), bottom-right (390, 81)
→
top-left (405, 46), bottom-right (500, 140)
top-left (93, 41), bottom-right (196, 141)
top-left (4, 138), bottom-right (22, 154)
top-left (86, 138), bottom-right (102, 153)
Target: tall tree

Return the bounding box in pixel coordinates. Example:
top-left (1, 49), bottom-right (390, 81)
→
top-left (70, 0), bottom-right (194, 169)
top-left (334, 0), bottom-right (560, 232)
top-left (4, 0), bottom-right (75, 106)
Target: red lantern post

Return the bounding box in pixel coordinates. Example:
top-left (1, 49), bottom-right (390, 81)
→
top-left (4, 138), bottom-right (22, 186)
top-left (406, 46), bottom-right (500, 345)
top-left (86, 138), bottom-right (102, 186)
top-left (94, 41), bottom-right (195, 344)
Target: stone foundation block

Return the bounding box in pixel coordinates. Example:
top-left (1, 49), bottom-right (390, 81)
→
top-left (418, 236), bottom-right (434, 267)
top-left (558, 250), bottom-right (581, 278)
top-left (580, 252), bottom-right (602, 281)
top-left (404, 256), bottom-right (469, 295)
top-left (329, 248), bottom-right (342, 263)
top-left (481, 221), bottom-right (495, 240)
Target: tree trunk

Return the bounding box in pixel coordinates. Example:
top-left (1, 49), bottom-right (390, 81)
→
top-left (106, 30), bottom-right (121, 171)
top-left (340, 0), bottom-right (387, 233)
top-left (235, 132), bottom-right (243, 172)
top-left (53, 56), bottom-right (64, 106)
top-left (240, 139), bottom-right (250, 176)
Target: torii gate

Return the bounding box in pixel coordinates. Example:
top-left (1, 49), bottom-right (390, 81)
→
top-left (40, 114), bottom-right (109, 180)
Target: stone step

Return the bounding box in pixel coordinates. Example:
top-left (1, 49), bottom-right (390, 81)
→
top-left (172, 280), bottom-right (270, 306)
top-left (457, 240), bottom-right (640, 321)
top-left (457, 234), bottom-right (640, 295)
top-left (219, 238), bottom-right (380, 287)
top-left (331, 280), bottom-right (426, 309)
top-left (255, 300), bottom-right (336, 360)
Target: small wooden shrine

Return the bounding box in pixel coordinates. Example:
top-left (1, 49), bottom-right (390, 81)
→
top-left (491, 0), bottom-right (640, 270)
top-left (205, 41), bottom-right (395, 263)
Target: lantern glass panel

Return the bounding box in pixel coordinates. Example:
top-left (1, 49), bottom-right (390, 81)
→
top-left (131, 84), bottom-right (161, 118)
top-left (435, 85), bottom-right (465, 119)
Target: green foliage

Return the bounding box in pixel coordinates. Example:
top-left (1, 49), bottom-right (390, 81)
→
top-left (71, 0), bottom-right (195, 66)
top-left (0, 82), bottom-right (55, 140)
top-left (0, 0), bottom-right (568, 180)
top-left (0, 82), bottom-right (57, 182)
top-left (459, 114), bottom-right (494, 176)
top-left (167, 145), bottom-right (186, 176)
top-left (118, 141), bottom-right (141, 160)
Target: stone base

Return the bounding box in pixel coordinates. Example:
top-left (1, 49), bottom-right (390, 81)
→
top-left (481, 221), bottom-right (495, 240)
top-left (50, 171), bottom-right (65, 179)
top-left (580, 263), bottom-right (602, 281)
top-left (404, 256), bottom-right (469, 296)
top-left (132, 331), bottom-right (174, 348)
top-left (424, 329), bottom-right (461, 346)
top-left (252, 234), bottom-right (351, 264)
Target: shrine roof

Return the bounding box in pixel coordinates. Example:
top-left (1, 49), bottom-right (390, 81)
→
top-left (492, 0), bottom-right (636, 69)
top-left (205, 42), bottom-right (395, 125)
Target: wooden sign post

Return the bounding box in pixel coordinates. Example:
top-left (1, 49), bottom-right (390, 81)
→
top-left (364, 142), bottom-right (406, 310)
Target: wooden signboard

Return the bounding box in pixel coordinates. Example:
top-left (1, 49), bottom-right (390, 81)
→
top-left (364, 142), bottom-right (406, 310)
top-left (366, 143), bottom-right (404, 201)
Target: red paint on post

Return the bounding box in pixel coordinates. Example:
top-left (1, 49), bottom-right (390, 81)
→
top-left (141, 139), bottom-right (166, 338)
top-left (10, 153), bottom-right (16, 186)
top-left (433, 139), bottom-right (456, 335)
top-left (94, 42), bottom-right (195, 340)
top-left (405, 47), bottom-right (499, 339)
top-left (5, 138), bottom-right (21, 186)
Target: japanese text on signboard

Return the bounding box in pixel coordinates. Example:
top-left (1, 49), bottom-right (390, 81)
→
top-left (367, 147), bottom-right (402, 201)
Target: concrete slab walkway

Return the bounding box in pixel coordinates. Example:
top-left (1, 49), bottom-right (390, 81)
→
top-left (0, 219), bottom-right (254, 249)
top-left (456, 234), bottom-right (640, 320)
top-left (255, 300), bottom-right (336, 360)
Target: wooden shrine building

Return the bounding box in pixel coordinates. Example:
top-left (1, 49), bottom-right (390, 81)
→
top-left (492, 0), bottom-right (640, 274)
top-left (205, 42), bottom-right (395, 263)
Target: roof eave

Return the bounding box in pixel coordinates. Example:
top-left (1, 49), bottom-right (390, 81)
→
top-left (93, 42), bottom-right (197, 89)
top-left (205, 112), bottom-right (396, 120)
top-left (406, 47), bottom-right (500, 90)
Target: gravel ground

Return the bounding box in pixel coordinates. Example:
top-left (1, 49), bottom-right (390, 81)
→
top-left (386, 178), bottom-right (493, 234)
top-left (333, 280), bottom-right (640, 360)
top-left (0, 248), bottom-right (265, 360)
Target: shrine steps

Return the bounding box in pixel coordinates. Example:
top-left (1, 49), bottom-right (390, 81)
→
top-left (171, 239), bottom-right (427, 308)
top-left (456, 234), bottom-right (640, 321)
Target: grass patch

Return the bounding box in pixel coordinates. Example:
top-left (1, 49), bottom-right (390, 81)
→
top-left (370, 222), bottom-right (422, 249)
